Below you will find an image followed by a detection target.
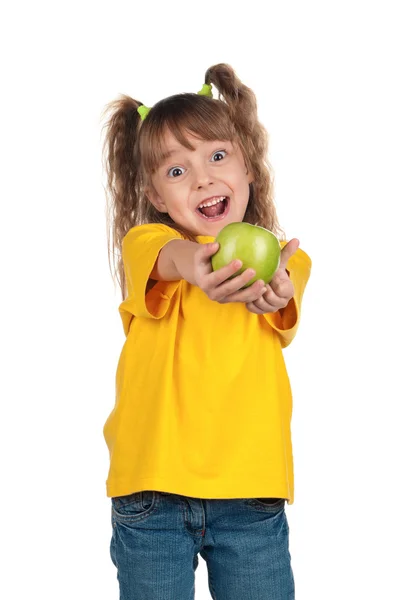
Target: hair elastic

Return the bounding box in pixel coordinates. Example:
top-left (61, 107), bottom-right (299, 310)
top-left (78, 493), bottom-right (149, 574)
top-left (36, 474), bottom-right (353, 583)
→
top-left (137, 105), bottom-right (151, 120)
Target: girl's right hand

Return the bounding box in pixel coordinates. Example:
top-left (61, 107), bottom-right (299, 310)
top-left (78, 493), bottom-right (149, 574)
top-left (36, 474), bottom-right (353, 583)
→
top-left (193, 243), bottom-right (267, 304)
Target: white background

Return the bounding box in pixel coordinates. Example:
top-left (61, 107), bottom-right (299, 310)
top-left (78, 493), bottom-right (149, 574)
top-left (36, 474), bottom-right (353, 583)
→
top-left (1, 1), bottom-right (397, 598)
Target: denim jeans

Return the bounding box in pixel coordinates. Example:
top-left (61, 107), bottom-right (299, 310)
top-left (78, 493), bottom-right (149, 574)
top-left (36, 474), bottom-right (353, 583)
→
top-left (110, 490), bottom-right (294, 600)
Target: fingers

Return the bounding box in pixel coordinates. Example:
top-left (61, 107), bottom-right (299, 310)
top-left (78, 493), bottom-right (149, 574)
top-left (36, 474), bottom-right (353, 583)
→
top-left (196, 242), bottom-right (220, 265)
top-left (246, 283), bottom-right (291, 314)
top-left (197, 244), bottom-right (261, 300)
top-left (279, 238), bottom-right (300, 271)
top-left (195, 243), bottom-right (248, 285)
top-left (246, 289), bottom-right (280, 314)
top-left (205, 268), bottom-right (265, 302)
top-left (205, 259), bottom-right (246, 289)
top-left (264, 280), bottom-right (294, 308)
top-left (218, 279), bottom-right (266, 304)
top-left (246, 297), bottom-right (271, 314)
top-left (267, 278), bottom-right (294, 303)
top-left (246, 296), bottom-right (283, 315)
top-left (194, 242), bottom-right (241, 285)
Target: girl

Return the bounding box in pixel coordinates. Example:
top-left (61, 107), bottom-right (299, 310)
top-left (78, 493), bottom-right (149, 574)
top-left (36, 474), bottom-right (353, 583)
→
top-left (102, 63), bottom-right (311, 600)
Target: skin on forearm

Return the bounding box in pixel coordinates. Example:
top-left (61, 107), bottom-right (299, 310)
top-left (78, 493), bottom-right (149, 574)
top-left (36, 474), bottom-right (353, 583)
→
top-left (150, 239), bottom-right (199, 285)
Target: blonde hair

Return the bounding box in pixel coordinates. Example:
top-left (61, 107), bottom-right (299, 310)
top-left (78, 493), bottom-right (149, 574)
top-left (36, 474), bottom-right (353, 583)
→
top-left (101, 63), bottom-right (285, 300)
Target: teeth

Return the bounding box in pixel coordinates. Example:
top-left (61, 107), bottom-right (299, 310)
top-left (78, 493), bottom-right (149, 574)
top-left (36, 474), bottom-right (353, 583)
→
top-left (198, 196), bottom-right (226, 209)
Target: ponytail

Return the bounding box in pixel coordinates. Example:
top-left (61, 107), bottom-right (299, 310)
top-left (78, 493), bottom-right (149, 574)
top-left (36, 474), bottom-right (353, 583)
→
top-left (101, 95), bottom-right (143, 299)
top-left (204, 64), bottom-right (258, 137)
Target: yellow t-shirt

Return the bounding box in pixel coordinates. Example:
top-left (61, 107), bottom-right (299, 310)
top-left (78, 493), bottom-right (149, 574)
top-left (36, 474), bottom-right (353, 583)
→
top-left (103, 223), bottom-right (311, 504)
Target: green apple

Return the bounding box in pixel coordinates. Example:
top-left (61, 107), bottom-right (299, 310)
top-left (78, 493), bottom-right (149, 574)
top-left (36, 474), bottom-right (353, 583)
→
top-left (211, 222), bottom-right (281, 287)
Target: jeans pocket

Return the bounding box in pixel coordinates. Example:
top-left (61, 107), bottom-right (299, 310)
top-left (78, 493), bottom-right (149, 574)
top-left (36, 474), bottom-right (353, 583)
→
top-left (111, 490), bottom-right (157, 522)
top-left (257, 497), bottom-right (286, 506)
top-left (245, 497), bottom-right (286, 510)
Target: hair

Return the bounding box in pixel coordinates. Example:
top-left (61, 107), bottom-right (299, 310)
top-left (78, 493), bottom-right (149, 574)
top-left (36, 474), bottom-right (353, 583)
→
top-left (101, 63), bottom-right (285, 300)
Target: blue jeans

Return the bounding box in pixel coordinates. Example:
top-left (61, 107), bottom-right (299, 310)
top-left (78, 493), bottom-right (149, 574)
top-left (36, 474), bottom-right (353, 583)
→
top-left (110, 490), bottom-right (294, 599)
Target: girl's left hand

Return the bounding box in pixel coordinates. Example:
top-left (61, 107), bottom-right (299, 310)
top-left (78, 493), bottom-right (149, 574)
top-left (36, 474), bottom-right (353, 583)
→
top-left (246, 238), bottom-right (300, 315)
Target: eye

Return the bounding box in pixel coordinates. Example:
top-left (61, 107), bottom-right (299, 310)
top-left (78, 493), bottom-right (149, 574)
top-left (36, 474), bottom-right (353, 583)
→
top-left (167, 166), bottom-right (186, 178)
top-left (211, 150), bottom-right (227, 162)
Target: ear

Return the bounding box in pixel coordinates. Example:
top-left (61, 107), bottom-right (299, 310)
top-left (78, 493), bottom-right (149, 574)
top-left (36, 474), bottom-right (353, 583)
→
top-left (246, 168), bottom-right (254, 184)
top-left (145, 185), bottom-right (168, 213)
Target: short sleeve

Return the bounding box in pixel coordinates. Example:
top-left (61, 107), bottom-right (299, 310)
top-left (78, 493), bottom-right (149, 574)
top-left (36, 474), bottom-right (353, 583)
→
top-left (118, 223), bottom-right (184, 334)
top-left (263, 243), bottom-right (312, 348)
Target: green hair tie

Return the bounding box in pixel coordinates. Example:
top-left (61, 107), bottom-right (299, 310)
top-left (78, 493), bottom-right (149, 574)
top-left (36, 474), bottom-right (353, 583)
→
top-left (137, 104), bottom-right (151, 121)
top-left (197, 83), bottom-right (213, 98)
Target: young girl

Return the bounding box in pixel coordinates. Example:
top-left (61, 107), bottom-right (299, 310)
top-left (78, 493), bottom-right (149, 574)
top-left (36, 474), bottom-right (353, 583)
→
top-left (102, 63), bottom-right (311, 600)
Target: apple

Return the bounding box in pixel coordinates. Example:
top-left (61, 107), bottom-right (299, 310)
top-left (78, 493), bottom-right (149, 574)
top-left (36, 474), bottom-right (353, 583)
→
top-left (211, 222), bottom-right (281, 287)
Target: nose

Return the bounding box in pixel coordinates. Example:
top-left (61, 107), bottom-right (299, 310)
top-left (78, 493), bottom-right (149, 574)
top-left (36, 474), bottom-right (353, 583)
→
top-left (193, 164), bottom-right (214, 189)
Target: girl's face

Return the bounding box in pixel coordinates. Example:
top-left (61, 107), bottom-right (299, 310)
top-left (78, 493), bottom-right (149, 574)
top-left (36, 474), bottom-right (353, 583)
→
top-left (146, 128), bottom-right (253, 236)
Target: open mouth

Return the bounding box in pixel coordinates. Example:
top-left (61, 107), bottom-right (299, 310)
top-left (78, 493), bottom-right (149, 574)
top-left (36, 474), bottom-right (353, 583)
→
top-left (196, 196), bottom-right (230, 221)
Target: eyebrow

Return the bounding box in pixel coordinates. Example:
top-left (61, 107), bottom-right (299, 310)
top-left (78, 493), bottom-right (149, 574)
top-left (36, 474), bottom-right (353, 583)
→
top-left (161, 149), bottom-right (181, 161)
top-left (157, 147), bottom-right (191, 168)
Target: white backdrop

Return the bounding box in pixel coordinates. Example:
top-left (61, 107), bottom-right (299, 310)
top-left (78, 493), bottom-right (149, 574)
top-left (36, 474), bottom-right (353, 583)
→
top-left (1, 1), bottom-right (397, 598)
